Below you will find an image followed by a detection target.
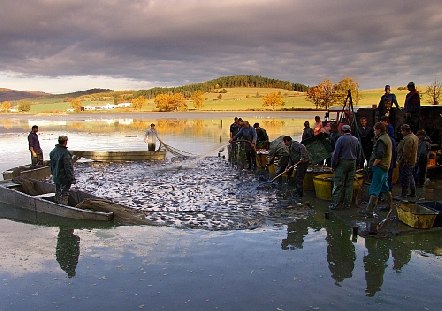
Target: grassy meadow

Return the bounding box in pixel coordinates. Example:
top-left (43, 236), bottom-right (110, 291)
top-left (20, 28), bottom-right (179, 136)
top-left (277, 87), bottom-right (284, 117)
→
top-left (4, 86), bottom-right (416, 114)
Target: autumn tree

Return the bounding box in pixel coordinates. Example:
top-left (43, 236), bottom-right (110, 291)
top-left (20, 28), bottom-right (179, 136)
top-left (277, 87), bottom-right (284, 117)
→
top-left (306, 86), bottom-right (322, 109)
top-left (306, 79), bottom-right (336, 109)
top-left (425, 79), bottom-right (441, 105)
top-left (18, 100), bottom-right (31, 112)
top-left (262, 92), bottom-right (284, 110)
top-left (334, 77), bottom-right (361, 104)
top-left (131, 96), bottom-right (145, 110)
top-left (191, 90), bottom-right (205, 110)
top-left (154, 93), bottom-right (187, 112)
top-left (69, 98), bottom-right (82, 112)
top-left (0, 101), bottom-right (11, 112)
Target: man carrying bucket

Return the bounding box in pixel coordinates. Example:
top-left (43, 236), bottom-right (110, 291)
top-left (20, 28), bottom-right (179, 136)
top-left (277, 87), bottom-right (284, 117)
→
top-left (330, 124), bottom-right (361, 210)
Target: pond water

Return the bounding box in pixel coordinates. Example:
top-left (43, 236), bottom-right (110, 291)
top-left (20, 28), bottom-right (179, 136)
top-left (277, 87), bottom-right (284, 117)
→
top-left (0, 112), bottom-right (441, 311)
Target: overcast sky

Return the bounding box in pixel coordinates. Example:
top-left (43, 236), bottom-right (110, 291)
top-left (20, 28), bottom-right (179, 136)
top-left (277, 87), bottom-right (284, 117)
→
top-left (1, 0), bottom-right (441, 93)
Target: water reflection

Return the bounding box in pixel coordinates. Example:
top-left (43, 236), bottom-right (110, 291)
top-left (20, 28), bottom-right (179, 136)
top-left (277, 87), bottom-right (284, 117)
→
top-left (55, 227), bottom-right (80, 278)
top-left (326, 222), bottom-right (355, 286)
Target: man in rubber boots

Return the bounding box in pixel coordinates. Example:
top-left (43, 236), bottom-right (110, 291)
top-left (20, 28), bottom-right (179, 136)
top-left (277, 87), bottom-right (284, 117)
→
top-left (330, 124), bottom-right (361, 210)
top-left (397, 124), bottom-right (419, 197)
top-left (50, 136), bottom-right (76, 205)
top-left (359, 122), bottom-right (392, 218)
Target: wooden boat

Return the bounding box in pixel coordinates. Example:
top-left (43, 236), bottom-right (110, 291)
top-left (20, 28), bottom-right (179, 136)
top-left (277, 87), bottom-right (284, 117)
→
top-left (71, 150), bottom-right (166, 161)
top-left (2, 162), bottom-right (51, 181)
top-left (0, 179), bottom-right (114, 221)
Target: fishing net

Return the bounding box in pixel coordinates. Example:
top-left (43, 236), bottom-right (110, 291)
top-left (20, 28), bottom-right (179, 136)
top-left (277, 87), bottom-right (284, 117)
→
top-left (157, 138), bottom-right (200, 159)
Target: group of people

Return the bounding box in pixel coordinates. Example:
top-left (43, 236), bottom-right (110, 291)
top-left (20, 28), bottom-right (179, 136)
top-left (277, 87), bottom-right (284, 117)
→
top-left (228, 117), bottom-right (269, 171)
top-left (28, 126), bottom-right (76, 205)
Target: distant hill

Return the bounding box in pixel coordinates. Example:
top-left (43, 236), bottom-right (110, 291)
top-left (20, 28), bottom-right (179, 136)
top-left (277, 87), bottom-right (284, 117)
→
top-left (0, 88), bottom-right (51, 102)
top-left (0, 88), bottom-right (112, 102)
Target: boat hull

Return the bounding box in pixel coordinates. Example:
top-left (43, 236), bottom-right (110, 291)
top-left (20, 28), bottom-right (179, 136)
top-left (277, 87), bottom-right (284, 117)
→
top-left (0, 179), bottom-right (113, 221)
top-left (71, 150), bottom-right (166, 161)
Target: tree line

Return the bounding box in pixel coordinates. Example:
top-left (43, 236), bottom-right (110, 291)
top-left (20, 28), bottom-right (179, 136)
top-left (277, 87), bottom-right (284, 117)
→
top-left (134, 75), bottom-right (308, 99)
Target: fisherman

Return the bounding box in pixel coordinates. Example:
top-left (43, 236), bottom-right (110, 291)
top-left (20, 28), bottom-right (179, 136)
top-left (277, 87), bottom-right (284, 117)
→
top-left (330, 124), bottom-right (361, 210)
top-left (313, 116), bottom-right (325, 136)
top-left (325, 122), bottom-right (341, 167)
top-left (397, 124), bottom-right (419, 197)
top-left (28, 125), bottom-right (43, 167)
top-left (378, 85), bottom-right (400, 120)
top-left (301, 121), bottom-right (314, 142)
top-left (230, 120), bottom-right (257, 170)
top-left (50, 136), bottom-right (76, 205)
top-left (283, 136), bottom-right (312, 197)
top-left (144, 123), bottom-right (159, 151)
top-left (359, 122), bottom-right (392, 217)
top-left (356, 116), bottom-right (374, 168)
top-left (253, 122), bottom-right (269, 150)
top-left (268, 136), bottom-right (290, 182)
top-left (414, 129), bottom-right (431, 187)
top-left (381, 116), bottom-right (397, 194)
top-left (404, 82), bottom-right (420, 133)
top-left (228, 117), bottom-right (242, 164)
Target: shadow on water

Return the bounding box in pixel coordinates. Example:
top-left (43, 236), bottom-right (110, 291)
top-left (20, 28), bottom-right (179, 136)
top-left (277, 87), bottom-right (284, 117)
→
top-left (56, 227), bottom-right (80, 278)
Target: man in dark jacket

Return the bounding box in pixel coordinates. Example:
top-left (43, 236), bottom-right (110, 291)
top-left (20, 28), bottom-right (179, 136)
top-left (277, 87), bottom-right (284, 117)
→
top-left (378, 84), bottom-right (400, 119)
top-left (283, 136), bottom-right (312, 197)
top-left (356, 117), bottom-right (374, 168)
top-left (50, 136), bottom-right (76, 205)
top-left (404, 82), bottom-right (420, 133)
top-left (28, 125), bottom-right (43, 167)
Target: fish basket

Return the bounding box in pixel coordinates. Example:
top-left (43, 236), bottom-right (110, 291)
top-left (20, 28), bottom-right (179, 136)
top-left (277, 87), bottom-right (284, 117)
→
top-left (304, 166), bottom-right (333, 191)
top-left (313, 173), bottom-right (364, 201)
top-left (397, 203), bottom-right (439, 229)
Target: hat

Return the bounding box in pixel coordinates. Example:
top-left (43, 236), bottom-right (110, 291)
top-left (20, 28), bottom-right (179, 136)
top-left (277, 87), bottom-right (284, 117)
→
top-left (385, 84), bottom-right (390, 90)
top-left (407, 82), bottom-right (415, 90)
top-left (401, 124), bottom-right (411, 131)
top-left (416, 129), bottom-right (426, 136)
top-left (342, 125), bottom-right (351, 132)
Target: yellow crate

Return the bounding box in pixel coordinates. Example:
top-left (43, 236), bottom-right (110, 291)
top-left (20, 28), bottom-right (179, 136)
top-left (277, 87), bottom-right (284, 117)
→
top-left (313, 173), bottom-right (364, 201)
top-left (397, 203), bottom-right (438, 229)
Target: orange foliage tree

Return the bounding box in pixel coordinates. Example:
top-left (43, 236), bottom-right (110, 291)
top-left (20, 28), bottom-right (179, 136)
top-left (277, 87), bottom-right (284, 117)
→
top-left (154, 93), bottom-right (187, 112)
top-left (262, 92), bottom-right (284, 110)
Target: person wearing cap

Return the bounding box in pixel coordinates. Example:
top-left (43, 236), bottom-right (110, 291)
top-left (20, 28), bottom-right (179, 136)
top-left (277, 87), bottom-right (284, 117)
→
top-left (397, 124), bottom-right (419, 197)
top-left (404, 82), bottom-right (420, 133)
top-left (49, 136), bottom-right (76, 205)
top-left (28, 125), bottom-right (44, 168)
top-left (329, 124), bottom-right (361, 209)
top-left (377, 85), bottom-right (400, 120)
top-left (413, 129), bottom-right (431, 187)
top-left (359, 122), bottom-right (393, 217)
top-left (144, 123), bottom-right (159, 151)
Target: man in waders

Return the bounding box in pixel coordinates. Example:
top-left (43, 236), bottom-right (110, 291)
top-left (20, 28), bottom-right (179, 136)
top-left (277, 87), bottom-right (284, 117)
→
top-left (283, 136), bottom-right (312, 197)
top-left (28, 125), bottom-right (44, 167)
top-left (330, 124), bottom-right (361, 210)
top-left (144, 123), bottom-right (159, 151)
top-left (358, 122), bottom-right (392, 218)
top-left (397, 124), bottom-right (419, 197)
top-left (50, 136), bottom-right (76, 205)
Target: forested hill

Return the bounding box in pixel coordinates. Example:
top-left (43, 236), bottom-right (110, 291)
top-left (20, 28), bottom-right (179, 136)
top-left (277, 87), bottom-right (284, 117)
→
top-left (135, 75), bottom-right (309, 99)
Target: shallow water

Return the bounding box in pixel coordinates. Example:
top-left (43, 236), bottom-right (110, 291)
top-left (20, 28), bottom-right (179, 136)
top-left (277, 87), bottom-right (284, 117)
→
top-left (0, 112), bottom-right (441, 311)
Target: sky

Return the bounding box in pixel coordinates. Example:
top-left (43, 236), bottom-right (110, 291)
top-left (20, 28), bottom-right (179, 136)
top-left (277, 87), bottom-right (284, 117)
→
top-left (1, 0), bottom-right (441, 94)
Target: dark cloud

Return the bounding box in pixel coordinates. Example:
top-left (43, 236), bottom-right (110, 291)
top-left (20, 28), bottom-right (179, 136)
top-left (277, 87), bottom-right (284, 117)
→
top-left (1, 0), bottom-right (441, 92)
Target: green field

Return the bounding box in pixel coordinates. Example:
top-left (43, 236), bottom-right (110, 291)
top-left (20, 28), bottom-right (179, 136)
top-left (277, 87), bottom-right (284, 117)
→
top-left (1, 86), bottom-right (429, 114)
